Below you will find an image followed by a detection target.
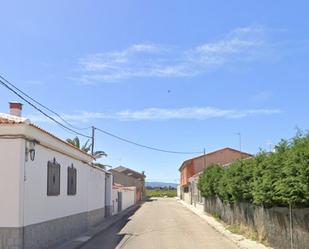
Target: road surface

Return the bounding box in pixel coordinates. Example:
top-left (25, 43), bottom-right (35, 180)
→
top-left (81, 198), bottom-right (238, 249)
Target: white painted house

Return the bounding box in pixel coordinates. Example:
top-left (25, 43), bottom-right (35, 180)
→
top-left (0, 103), bottom-right (112, 249)
top-left (111, 184), bottom-right (136, 215)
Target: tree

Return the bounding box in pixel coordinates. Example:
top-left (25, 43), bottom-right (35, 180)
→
top-left (198, 164), bottom-right (223, 198)
top-left (272, 134), bottom-right (309, 207)
top-left (66, 136), bottom-right (107, 159)
top-left (66, 137), bottom-right (81, 149)
top-left (218, 159), bottom-right (254, 203)
top-left (198, 131), bottom-right (309, 208)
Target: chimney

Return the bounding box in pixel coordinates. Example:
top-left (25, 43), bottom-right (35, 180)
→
top-left (9, 102), bottom-right (23, 117)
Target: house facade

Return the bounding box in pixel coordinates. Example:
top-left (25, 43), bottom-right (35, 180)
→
top-left (0, 103), bottom-right (112, 249)
top-left (179, 147), bottom-right (252, 210)
top-left (110, 166), bottom-right (146, 202)
top-left (111, 184), bottom-right (136, 215)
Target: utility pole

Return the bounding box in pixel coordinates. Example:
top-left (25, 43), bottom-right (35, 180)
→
top-left (91, 126), bottom-right (95, 156)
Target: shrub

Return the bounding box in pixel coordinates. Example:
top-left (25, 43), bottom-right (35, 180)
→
top-left (272, 134), bottom-right (309, 207)
top-left (198, 132), bottom-right (309, 208)
top-left (218, 158), bottom-right (254, 203)
top-left (146, 189), bottom-right (177, 197)
top-left (198, 165), bottom-right (223, 198)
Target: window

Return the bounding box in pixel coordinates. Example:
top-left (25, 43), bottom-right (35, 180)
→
top-left (47, 158), bottom-right (61, 196)
top-left (67, 164), bottom-right (77, 195)
top-left (183, 186), bottom-right (189, 193)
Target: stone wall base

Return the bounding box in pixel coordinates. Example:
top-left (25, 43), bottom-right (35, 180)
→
top-left (0, 227), bottom-right (23, 249)
top-left (0, 208), bottom-right (105, 249)
top-left (105, 205), bottom-right (112, 217)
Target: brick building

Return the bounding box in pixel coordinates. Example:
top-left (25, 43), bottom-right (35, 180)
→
top-left (179, 147), bottom-right (252, 207)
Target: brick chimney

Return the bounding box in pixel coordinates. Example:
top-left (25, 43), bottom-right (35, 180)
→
top-left (9, 102), bottom-right (23, 117)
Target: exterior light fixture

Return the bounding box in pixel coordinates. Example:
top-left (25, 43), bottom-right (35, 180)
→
top-left (29, 150), bottom-right (35, 161)
top-left (29, 141), bottom-right (36, 161)
top-left (25, 140), bottom-right (36, 162)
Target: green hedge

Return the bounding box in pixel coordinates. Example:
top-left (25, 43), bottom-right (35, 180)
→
top-left (146, 189), bottom-right (177, 197)
top-left (198, 132), bottom-right (309, 208)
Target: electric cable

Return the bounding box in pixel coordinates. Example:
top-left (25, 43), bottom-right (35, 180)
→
top-left (0, 75), bottom-right (203, 154)
top-left (0, 78), bottom-right (91, 138)
top-left (0, 74), bottom-right (91, 131)
top-left (95, 127), bottom-right (202, 155)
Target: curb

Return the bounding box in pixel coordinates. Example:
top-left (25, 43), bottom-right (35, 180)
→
top-left (177, 199), bottom-right (271, 249)
top-left (55, 204), bottom-right (141, 249)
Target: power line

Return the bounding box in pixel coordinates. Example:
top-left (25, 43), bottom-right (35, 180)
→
top-left (0, 78), bottom-right (91, 139)
top-left (95, 127), bottom-right (202, 155)
top-left (0, 75), bottom-right (91, 131)
top-left (0, 74), bottom-right (202, 155)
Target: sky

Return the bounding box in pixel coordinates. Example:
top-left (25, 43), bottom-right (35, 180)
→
top-left (1, 1), bottom-right (309, 183)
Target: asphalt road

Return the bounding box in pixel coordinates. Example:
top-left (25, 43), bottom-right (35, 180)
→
top-left (80, 198), bottom-right (238, 249)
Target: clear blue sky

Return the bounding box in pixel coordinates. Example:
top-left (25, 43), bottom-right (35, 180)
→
top-left (1, 1), bottom-right (309, 183)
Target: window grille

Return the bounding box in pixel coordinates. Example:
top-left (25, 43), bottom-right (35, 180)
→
top-left (67, 164), bottom-right (77, 195)
top-left (47, 158), bottom-right (61, 196)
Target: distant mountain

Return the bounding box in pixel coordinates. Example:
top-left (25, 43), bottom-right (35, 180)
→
top-left (146, 182), bottom-right (178, 188)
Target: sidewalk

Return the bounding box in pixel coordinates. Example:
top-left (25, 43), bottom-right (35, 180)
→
top-left (54, 204), bottom-right (141, 249)
top-left (177, 199), bottom-right (271, 249)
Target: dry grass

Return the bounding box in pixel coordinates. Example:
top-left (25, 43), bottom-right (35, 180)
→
top-left (218, 220), bottom-right (269, 246)
top-left (226, 224), bottom-right (259, 241)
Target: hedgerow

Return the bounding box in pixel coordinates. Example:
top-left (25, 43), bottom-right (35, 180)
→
top-left (197, 165), bottom-right (223, 198)
top-left (198, 132), bottom-right (309, 208)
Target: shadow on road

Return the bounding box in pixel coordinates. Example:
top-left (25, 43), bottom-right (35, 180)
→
top-left (144, 197), bottom-right (157, 202)
top-left (80, 206), bottom-right (141, 249)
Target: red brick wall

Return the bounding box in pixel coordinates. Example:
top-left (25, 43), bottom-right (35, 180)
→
top-left (180, 160), bottom-right (194, 186)
top-left (193, 149), bottom-right (250, 174)
top-left (180, 148), bottom-right (251, 187)
top-left (136, 191), bottom-right (141, 202)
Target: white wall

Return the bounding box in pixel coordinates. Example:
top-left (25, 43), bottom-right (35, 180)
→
top-left (87, 166), bottom-right (105, 212)
top-left (121, 187), bottom-right (136, 211)
top-left (24, 144), bottom-right (105, 226)
top-left (111, 187), bottom-right (135, 215)
top-left (112, 188), bottom-right (118, 215)
top-left (0, 138), bottom-right (24, 227)
top-left (0, 123), bottom-right (106, 227)
top-left (177, 185), bottom-right (181, 198)
top-left (105, 174), bottom-right (112, 208)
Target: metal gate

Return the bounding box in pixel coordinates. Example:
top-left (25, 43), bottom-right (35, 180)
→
top-left (117, 192), bottom-right (122, 212)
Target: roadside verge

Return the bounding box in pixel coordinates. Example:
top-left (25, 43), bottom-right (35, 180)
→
top-left (177, 199), bottom-right (271, 249)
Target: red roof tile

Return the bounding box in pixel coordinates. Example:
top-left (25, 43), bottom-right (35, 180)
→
top-left (0, 113), bottom-right (94, 159)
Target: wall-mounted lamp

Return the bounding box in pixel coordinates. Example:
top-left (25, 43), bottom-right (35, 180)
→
top-left (25, 140), bottom-right (36, 162)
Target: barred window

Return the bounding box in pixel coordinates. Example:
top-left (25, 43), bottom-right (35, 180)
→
top-left (47, 158), bottom-right (61, 196)
top-left (67, 164), bottom-right (77, 196)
